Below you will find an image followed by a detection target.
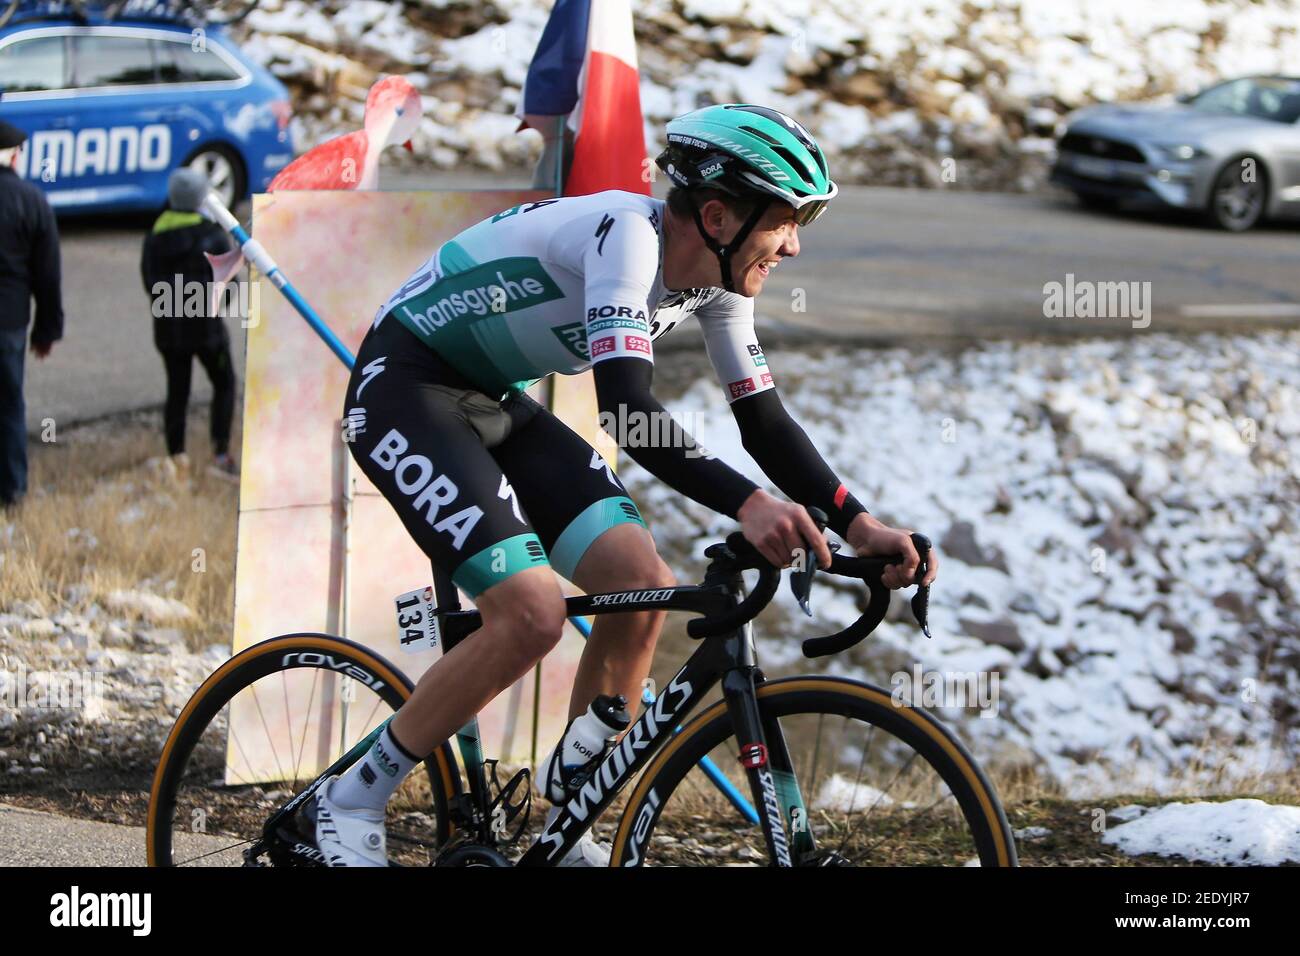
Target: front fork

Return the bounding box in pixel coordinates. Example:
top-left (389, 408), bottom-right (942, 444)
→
top-left (721, 627), bottom-right (815, 866)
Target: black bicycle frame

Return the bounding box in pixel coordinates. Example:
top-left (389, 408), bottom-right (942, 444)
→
top-left (427, 557), bottom-right (808, 867)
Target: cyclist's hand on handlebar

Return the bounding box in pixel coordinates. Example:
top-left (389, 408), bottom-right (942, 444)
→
top-left (846, 514), bottom-right (939, 589)
top-left (737, 490), bottom-right (833, 570)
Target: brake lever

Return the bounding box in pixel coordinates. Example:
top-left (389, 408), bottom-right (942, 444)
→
top-left (909, 532), bottom-right (932, 638)
top-left (790, 507), bottom-right (830, 617)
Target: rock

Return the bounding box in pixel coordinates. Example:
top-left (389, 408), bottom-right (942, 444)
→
top-left (10, 599), bottom-right (47, 618)
top-left (1108, 804), bottom-right (1148, 823)
top-left (1014, 826), bottom-right (1051, 840)
top-left (106, 590), bottom-right (195, 624)
top-left (1162, 622), bottom-right (1196, 654)
top-left (1010, 592), bottom-right (1060, 625)
top-left (1213, 592), bottom-right (1248, 620)
top-left (1090, 519), bottom-right (1138, 558)
top-left (101, 623), bottom-right (133, 648)
top-left (959, 618), bottom-right (1025, 653)
top-left (20, 618), bottom-right (58, 638)
top-left (941, 521), bottom-right (1009, 573)
top-left (134, 628), bottom-right (186, 652)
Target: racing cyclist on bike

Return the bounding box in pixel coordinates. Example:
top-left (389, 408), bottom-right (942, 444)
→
top-left (308, 104), bottom-right (939, 866)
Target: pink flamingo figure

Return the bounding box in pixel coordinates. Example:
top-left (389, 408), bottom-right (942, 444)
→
top-left (205, 76), bottom-right (423, 293)
top-left (268, 75), bottom-right (422, 191)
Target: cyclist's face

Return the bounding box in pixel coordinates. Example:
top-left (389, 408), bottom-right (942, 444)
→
top-left (732, 202), bottom-right (799, 297)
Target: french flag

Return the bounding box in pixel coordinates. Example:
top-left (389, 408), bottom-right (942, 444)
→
top-left (516, 0), bottom-right (650, 197)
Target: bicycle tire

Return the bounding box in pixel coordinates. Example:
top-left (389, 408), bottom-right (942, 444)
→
top-left (147, 633), bottom-right (460, 866)
top-left (611, 676), bottom-right (1017, 866)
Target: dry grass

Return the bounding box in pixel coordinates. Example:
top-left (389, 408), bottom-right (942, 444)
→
top-left (1, 407), bottom-right (240, 650)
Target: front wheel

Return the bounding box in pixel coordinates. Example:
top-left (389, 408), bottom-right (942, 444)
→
top-left (1207, 157), bottom-right (1267, 231)
top-left (612, 676), bottom-right (1017, 866)
top-left (147, 633), bottom-right (460, 866)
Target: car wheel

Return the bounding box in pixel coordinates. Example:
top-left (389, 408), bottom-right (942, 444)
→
top-left (1208, 158), bottom-right (1267, 232)
top-left (184, 146), bottom-right (245, 212)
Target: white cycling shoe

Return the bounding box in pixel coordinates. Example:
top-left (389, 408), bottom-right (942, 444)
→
top-left (310, 775), bottom-right (388, 867)
top-left (559, 832), bottom-right (612, 867)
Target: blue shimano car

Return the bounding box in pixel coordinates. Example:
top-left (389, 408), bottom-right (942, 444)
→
top-left (0, 1), bottom-right (291, 214)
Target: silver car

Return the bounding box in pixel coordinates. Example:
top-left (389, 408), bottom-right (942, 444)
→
top-left (1051, 76), bottom-right (1300, 231)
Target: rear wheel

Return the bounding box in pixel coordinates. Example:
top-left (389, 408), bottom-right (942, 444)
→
top-left (184, 145), bottom-right (245, 211)
top-left (612, 677), bottom-right (1016, 867)
top-left (147, 633), bottom-right (459, 866)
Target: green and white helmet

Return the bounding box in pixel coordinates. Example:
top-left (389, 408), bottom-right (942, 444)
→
top-left (655, 104), bottom-right (837, 292)
top-left (656, 103), bottom-right (838, 226)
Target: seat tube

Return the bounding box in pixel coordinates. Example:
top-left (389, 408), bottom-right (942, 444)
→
top-left (720, 627), bottom-right (794, 867)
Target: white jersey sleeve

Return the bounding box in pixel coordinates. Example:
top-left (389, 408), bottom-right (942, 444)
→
top-left (695, 291), bottom-right (776, 403)
top-left (579, 209), bottom-right (660, 367)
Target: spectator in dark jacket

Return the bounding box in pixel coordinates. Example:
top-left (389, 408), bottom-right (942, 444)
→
top-left (141, 168), bottom-right (238, 478)
top-left (0, 119), bottom-right (63, 509)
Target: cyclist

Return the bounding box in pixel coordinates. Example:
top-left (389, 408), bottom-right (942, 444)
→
top-left (309, 103), bottom-right (939, 866)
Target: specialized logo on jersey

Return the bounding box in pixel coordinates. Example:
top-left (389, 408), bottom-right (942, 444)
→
top-left (355, 356), bottom-right (387, 399)
top-left (588, 449), bottom-right (620, 487)
top-left (551, 323), bottom-right (589, 360)
top-left (729, 378), bottom-right (757, 399)
top-left (747, 344), bottom-right (767, 367)
top-left (591, 336), bottom-right (617, 358)
top-left (594, 214), bottom-right (616, 255)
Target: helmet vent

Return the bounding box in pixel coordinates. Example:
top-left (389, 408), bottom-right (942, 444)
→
top-left (770, 145), bottom-right (815, 188)
top-left (737, 124), bottom-right (781, 146)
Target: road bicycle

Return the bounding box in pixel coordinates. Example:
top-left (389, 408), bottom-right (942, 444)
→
top-left (146, 512), bottom-right (1018, 867)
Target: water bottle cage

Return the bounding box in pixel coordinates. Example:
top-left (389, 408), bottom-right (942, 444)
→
top-left (485, 759), bottom-right (532, 847)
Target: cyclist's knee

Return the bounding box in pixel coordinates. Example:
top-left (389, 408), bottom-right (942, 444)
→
top-left (575, 527), bottom-right (676, 595)
top-left (477, 568), bottom-right (566, 661)
top-left (607, 549), bottom-right (677, 593)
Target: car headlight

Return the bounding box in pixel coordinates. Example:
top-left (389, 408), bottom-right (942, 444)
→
top-left (1153, 143), bottom-right (1206, 161)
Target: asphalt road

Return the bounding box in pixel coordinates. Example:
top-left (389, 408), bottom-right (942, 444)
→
top-left (20, 172), bottom-right (1300, 433)
top-left (0, 802), bottom-right (236, 866)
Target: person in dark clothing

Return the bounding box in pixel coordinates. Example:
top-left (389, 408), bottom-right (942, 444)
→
top-left (0, 119), bottom-right (63, 508)
top-left (141, 167), bottom-right (238, 478)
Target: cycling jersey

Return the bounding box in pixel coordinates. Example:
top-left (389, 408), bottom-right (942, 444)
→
top-left (347, 189), bottom-right (867, 597)
top-left (374, 190), bottom-right (774, 404)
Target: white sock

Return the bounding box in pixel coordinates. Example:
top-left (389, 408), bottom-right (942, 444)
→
top-left (330, 724), bottom-right (421, 813)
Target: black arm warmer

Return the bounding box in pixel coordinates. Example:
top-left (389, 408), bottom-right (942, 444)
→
top-left (730, 388), bottom-right (868, 538)
top-left (592, 358), bottom-right (759, 518)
